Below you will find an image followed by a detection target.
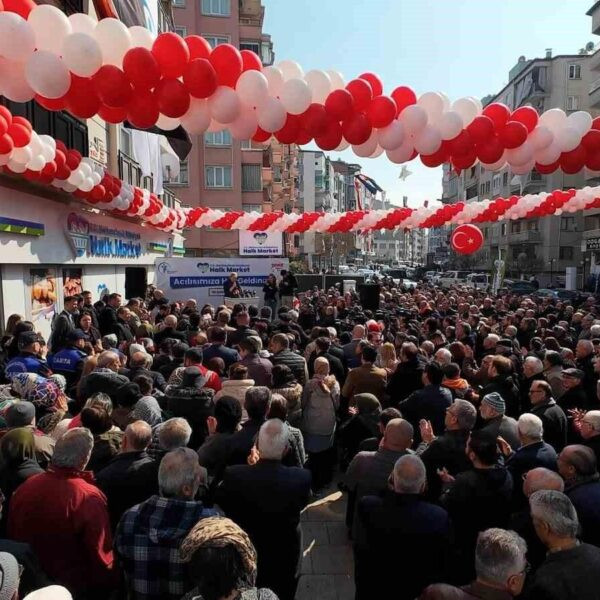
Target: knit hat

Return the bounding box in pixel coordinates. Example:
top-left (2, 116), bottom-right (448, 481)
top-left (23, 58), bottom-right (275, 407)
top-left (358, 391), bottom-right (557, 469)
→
top-left (0, 551), bottom-right (19, 600)
top-left (354, 393), bottom-right (381, 414)
top-left (24, 586), bottom-right (73, 600)
top-left (482, 392), bottom-right (506, 415)
top-left (5, 401), bottom-right (35, 427)
top-left (101, 334), bottom-right (118, 349)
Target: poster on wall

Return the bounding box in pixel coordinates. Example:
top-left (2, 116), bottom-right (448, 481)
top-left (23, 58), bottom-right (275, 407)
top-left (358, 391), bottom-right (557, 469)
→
top-left (30, 268), bottom-right (57, 340)
top-left (239, 231), bottom-right (283, 256)
top-left (62, 269), bottom-right (83, 297)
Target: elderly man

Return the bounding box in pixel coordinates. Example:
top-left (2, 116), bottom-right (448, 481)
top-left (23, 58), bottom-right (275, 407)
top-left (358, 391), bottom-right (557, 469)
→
top-left (356, 455), bottom-right (451, 600)
top-left (153, 314), bottom-right (187, 346)
top-left (150, 417), bottom-right (193, 461)
top-left (216, 419), bottom-right (311, 600)
top-left (559, 367), bottom-right (589, 413)
top-left (78, 350), bottom-right (130, 403)
top-left (576, 339), bottom-right (597, 402)
top-left (227, 311), bottom-right (259, 349)
top-left (269, 332), bottom-right (308, 385)
top-left (527, 490), bottom-right (600, 599)
top-left (115, 448), bottom-right (217, 600)
top-left (520, 356), bottom-right (545, 412)
top-left (386, 342), bottom-right (426, 403)
top-left (543, 350), bottom-right (566, 401)
top-left (9, 428), bottom-right (116, 598)
top-left (481, 355), bottom-right (520, 417)
top-left (574, 408), bottom-right (600, 465)
top-left (420, 528), bottom-right (528, 599)
top-left (342, 324), bottom-right (366, 369)
top-left (558, 444), bottom-right (600, 547)
top-left (528, 379), bottom-right (568, 452)
top-left (126, 351), bottom-right (167, 393)
top-left (478, 392), bottom-right (521, 450)
top-left (434, 347), bottom-right (452, 367)
top-left (96, 420), bottom-right (159, 529)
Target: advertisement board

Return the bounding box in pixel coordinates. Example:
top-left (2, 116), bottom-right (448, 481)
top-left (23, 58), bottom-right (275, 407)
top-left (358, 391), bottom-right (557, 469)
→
top-left (239, 231), bottom-right (283, 256)
top-left (155, 257), bottom-right (289, 305)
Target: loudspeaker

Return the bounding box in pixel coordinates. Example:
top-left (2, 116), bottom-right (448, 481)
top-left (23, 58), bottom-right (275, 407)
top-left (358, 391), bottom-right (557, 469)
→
top-left (358, 283), bottom-right (381, 311)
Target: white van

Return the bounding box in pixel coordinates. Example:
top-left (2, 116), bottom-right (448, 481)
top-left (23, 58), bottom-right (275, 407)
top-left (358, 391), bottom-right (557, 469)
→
top-left (438, 271), bottom-right (470, 289)
top-left (465, 273), bottom-right (491, 291)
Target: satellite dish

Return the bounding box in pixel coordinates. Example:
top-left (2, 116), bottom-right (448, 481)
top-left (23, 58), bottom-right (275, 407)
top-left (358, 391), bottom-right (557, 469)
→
top-left (586, 41), bottom-right (595, 52)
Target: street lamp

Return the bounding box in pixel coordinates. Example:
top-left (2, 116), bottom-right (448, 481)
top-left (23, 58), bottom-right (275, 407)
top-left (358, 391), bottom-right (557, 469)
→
top-left (549, 258), bottom-right (556, 287)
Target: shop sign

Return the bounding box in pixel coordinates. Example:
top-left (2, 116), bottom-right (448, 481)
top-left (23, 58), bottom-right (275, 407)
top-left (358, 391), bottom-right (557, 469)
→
top-left (586, 237), bottom-right (600, 251)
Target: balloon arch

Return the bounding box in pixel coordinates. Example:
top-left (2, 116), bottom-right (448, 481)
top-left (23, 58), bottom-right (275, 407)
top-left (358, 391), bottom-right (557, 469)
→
top-left (0, 0), bottom-right (600, 235)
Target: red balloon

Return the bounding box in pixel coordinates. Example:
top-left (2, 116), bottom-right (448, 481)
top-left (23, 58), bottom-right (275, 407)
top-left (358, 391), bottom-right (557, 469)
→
top-left (315, 118), bottom-right (342, 151)
top-left (449, 130), bottom-right (473, 156)
top-left (0, 134), bottom-right (14, 155)
top-left (123, 47), bottom-right (161, 91)
top-left (499, 121), bottom-right (528, 149)
top-left (154, 78), bottom-right (190, 118)
top-left (54, 149), bottom-right (66, 169)
top-left (450, 224), bottom-right (483, 255)
top-left (12, 116), bottom-right (31, 132)
top-left (0, 106), bottom-right (11, 127)
top-left (127, 89), bottom-right (159, 129)
top-left (592, 117), bottom-right (600, 131)
top-left (342, 112), bottom-right (371, 145)
top-left (477, 136), bottom-right (504, 164)
top-left (420, 145), bottom-right (449, 167)
top-left (275, 114), bottom-right (301, 144)
top-left (466, 115), bottom-right (495, 144)
top-left (560, 146), bottom-right (587, 174)
top-left (93, 66), bottom-right (133, 108)
top-left (7, 123), bottom-right (30, 147)
top-left (41, 161), bottom-right (57, 178)
top-left (390, 86), bottom-right (417, 116)
top-left (586, 153), bottom-right (600, 171)
top-left (252, 127), bottom-right (271, 142)
top-left (35, 94), bottom-right (67, 111)
top-left (185, 35), bottom-right (212, 60)
top-left (511, 106), bottom-right (538, 133)
top-left (346, 78), bottom-right (372, 111)
top-left (582, 129), bottom-right (600, 152)
top-left (183, 58), bottom-right (218, 98)
top-left (452, 149), bottom-right (477, 170)
top-left (0, 116), bottom-right (8, 137)
top-left (98, 105), bottom-right (128, 124)
top-left (152, 32), bottom-right (190, 78)
top-left (66, 149), bottom-right (82, 170)
top-left (367, 95), bottom-right (397, 128)
top-left (91, 185), bottom-right (106, 201)
top-left (209, 43), bottom-right (243, 87)
top-left (324, 89), bottom-right (354, 121)
top-left (295, 128), bottom-right (312, 146)
top-left (482, 102), bottom-right (511, 131)
top-left (65, 76), bottom-right (101, 119)
top-left (358, 72), bottom-right (383, 97)
top-left (240, 49), bottom-right (262, 72)
top-left (301, 103), bottom-right (328, 137)
top-left (3, 0), bottom-right (34, 18)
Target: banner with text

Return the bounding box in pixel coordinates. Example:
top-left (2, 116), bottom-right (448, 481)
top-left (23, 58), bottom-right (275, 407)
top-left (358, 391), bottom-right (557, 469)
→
top-left (239, 231), bottom-right (283, 256)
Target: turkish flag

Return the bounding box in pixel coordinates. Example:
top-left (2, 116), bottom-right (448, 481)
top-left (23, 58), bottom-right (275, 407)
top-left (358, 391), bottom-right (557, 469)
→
top-left (450, 224), bottom-right (483, 255)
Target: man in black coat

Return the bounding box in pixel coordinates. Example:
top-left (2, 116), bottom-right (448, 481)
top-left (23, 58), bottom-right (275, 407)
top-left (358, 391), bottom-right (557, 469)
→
top-left (98, 293), bottom-right (122, 337)
top-left (355, 454), bottom-right (451, 600)
top-left (558, 368), bottom-right (589, 413)
top-left (49, 295), bottom-right (78, 352)
top-left (307, 337), bottom-right (345, 386)
top-left (529, 380), bottom-right (568, 452)
top-left (269, 333), bottom-right (308, 386)
top-left (125, 351), bottom-right (167, 393)
top-left (202, 326), bottom-right (241, 372)
top-left (227, 311), bottom-right (259, 349)
top-left (216, 419), bottom-right (311, 600)
top-left (96, 421), bottom-right (159, 529)
top-left (153, 315), bottom-right (188, 347)
top-left (386, 342), bottom-right (426, 404)
top-left (575, 340), bottom-right (597, 404)
top-left (481, 355), bottom-right (521, 418)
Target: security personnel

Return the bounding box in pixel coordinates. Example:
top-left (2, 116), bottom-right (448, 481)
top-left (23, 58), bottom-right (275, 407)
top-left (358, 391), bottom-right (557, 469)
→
top-left (5, 331), bottom-right (52, 379)
top-left (47, 329), bottom-right (87, 394)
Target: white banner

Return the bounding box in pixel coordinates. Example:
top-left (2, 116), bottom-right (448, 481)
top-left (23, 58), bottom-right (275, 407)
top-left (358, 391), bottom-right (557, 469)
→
top-left (239, 231), bottom-right (283, 256)
top-left (155, 257), bottom-right (289, 305)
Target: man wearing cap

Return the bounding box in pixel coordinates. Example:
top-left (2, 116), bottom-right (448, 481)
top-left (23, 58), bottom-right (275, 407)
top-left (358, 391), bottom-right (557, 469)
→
top-left (49, 295), bottom-right (78, 352)
top-left (559, 368), bottom-right (589, 413)
top-left (4, 332), bottom-right (52, 379)
top-left (478, 392), bottom-right (521, 450)
top-left (47, 329), bottom-right (87, 395)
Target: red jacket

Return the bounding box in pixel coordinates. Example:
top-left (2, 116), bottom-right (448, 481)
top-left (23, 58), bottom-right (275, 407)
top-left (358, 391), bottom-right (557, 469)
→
top-left (8, 466), bottom-right (116, 594)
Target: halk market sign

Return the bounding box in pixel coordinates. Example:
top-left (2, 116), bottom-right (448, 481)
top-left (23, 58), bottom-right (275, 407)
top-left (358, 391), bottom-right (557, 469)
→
top-left (66, 213), bottom-right (143, 259)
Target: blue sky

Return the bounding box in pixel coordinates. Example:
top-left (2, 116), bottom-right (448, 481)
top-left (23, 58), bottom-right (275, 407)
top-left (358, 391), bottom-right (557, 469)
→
top-left (263, 0), bottom-right (595, 207)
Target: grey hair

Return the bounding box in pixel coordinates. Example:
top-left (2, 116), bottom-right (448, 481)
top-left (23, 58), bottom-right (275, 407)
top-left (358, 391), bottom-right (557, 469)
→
top-left (524, 356), bottom-right (544, 375)
top-left (393, 454), bottom-right (426, 494)
top-left (590, 324), bottom-right (600, 337)
top-left (518, 413), bottom-right (543, 441)
top-left (257, 419), bottom-right (289, 460)
top-left (97, 351), bottom-right (119, 368)
top-left (158, 447), bottom-right (205, 497)
top-left (483, 333), bottom-right (500, 349)
top-left (529, 490), bottom-right (579, 538)
top-left (434, 348), bottom-right (452, 366)
top-left (125, 420), bottom-right (152, 451)
top-left (84, 392), bottom-right (113, 415)
top-left (51, 427), bottom-right (94, 470)
top-left (475, 529), bottom-right (527, 585)
top-left (453, 399), bottom-right (477, 430)
top-left (585, 410), bottom-right (600, 432)
top-left (158, 417), bottom-right (192, 451)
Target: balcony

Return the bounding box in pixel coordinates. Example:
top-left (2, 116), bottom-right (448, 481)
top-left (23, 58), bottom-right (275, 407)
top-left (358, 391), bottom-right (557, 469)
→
top-left (261, 168), bottom-right (272, 184)
top-left (590, 48), bottom-right (600, 71)
top-left (590, 76), bottom-right (600, 108)
top-left (239, 0), bottom-right (264, 26)
top-left (118, 151), bottom-right (153, 191)
top-left (509, 229), bottom-right (542, 243)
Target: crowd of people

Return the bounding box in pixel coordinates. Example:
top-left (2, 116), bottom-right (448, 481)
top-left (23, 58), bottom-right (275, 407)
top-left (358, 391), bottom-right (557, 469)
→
top-left (1, 275), bottom-right (600, 599)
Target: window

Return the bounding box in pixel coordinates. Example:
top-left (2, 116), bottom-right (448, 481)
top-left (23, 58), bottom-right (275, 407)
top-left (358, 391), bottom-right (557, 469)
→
top-left (294, 235), bottom-right (300, 248)
top-left (466, 185), bottom-right (478, 200)
top-left (241, 139), bottom-right (253, 150)
top-left (483, 228), bottom-right (489, 239)
top-left (493, 174), bottom-right (501, 193)
top-left (243, 204), bottom-right (261, 212)
top-left (568, 64), bottom-right (581, 79)
top-left (169, 160), bottom-right (188, 185)
top-left (480, 184), bottom-right (485, 196)
top-left (205, 166), bottom-right (232, 188)
top-left (174, 26), bottom-right (187, 37)
top-left (201, 0), bottom-right (230, 16)
top-left (242, 164), bottom-right (262, 191)
top-left (510, 221), bottom-right (521, 233)
top-left (559, 246), bottom-right (574, 260)
top-left (485, 181), bottom-right (491, 194)
top-left (205, 130), bottom-right (232, 146)
top-left (511, 246), bottom-right (522, 260)
top-left (240, 41), bottom-right (260, 55)
top-left (503, 172), bottom-right (508, 186)
top-left (567, 96), bottom-right (580, 111)
top-left (172, 0), bottom-right (185, 6)
top-left (120, 126), bottom-right (132, 157)
top-left (585, 215), bottom-right (600, 231)
top-left (561, 216), bottom-right (576, 231)
top-left (527, 220), bottom-right (538, 231)
top-left (203, 34), bottom-right (230, 48)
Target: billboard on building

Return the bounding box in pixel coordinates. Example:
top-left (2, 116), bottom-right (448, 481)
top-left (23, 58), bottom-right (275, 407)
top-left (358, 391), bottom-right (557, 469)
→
top-left (155, 257), bottom-right (289, 305)
top-left (238, 231), bottom-right (283, 256)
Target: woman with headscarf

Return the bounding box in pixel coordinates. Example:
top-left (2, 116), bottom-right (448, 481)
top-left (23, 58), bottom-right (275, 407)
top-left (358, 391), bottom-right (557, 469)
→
top-left (300, 356), bottom-right (340, 490)
top-left (180, 516), bottom-right (278, 600)
top-left (271, 365), bottom-right (303, 428)
top-left (10, 373), bottom-right (68, 422)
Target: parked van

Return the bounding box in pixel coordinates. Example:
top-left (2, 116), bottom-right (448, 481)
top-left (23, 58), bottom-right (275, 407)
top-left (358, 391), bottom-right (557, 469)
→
top-left (438, 271), bottom-right (470, 289)
top-left (465, 273), bottom-right (491, 291)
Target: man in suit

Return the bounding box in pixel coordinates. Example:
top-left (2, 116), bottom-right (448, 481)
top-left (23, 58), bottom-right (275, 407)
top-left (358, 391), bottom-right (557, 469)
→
top-left (216, 419), bottom-right (311, 600)
top-left (49, 295), bottom-right (78, 352)
top-left (202, 326), bottom-right (241, 372)
top-left (98, 293), bottom-right (122, 337)
top-left (342, 325), bottom-right (365, 369)
top-left (342, 345), bottom-right (387, 402)
top-left (356, 455), bottom-right (451, 600)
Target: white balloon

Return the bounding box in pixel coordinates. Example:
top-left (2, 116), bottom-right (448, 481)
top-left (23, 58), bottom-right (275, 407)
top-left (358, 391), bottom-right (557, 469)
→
top-left (129, 25), bottom-right (155, 50)
top-left (439, 111), bottom-right (464, 140)
top-left (80, 177), bottom-right (95, 192)
top-left (414, 125), bottom-right (442, 155)
top-left (40, 143), bottom-right (55, 162)
top-left (417, 92), bottom-right (445, 121)
top-left (0, 13), bottom-right (35, 61)
top-left (91, 172), bottom-right (102, 186)
top-left (180, 98), bottom-right (211, 134)
top-left (399, 104), bottom-right (428, 135)
top-left (278, 60), bottom-right (304, 81)
top-left (451, 97), bottom-right (479, 127)
top-left (27, 132), bottom-right (42, 156)
top-left (257, 97), bottom-right (286, 132)
top-left (511, 159), bottom-right (535, 175)
top-left (480, 154), bottom-right (507, 172)
top-left (539, 108), bottom-right (567, 133)
top-left (62, 32), bottom-right (103, 78)
top-left (1, 59), bottom-right (34, 102)
top-left (25, 51), bottom-right (71, 99)
top-left (368, 145), bottom-right (385, 158)
top-left (304, 70), bottom-right (331, 104)
top-left (567, 111), bottom-right (593, 137)
top-left (280, 78), bottom-right (312, 115)
top-left (535, 142), bottom-right (561, 165)
top-left (377, 119), bottom-right (405, 150)
top-left (68, 169), bottom-right (85, 187)
top-left (505, 141), bottom-right (533, 166)
top-left (8, 159), bottom-right (27, 173)
top-left (326, 70), bottom-right (345, 91)
top-left (28, 5), bottom-right (71, 54)
top-left (39, 135), bottom-right (56, 151)
top-left (352, 130), bottom-right (378, 157)
top-left (28, 154), bottom-right (46, 171)
top-left (68, 12), bottom-right (96, 35)
top-left (262, 66), bottom-right (284, 97)
top-left (228, 109), bottom-right (258, 139)
top-left (335, 139), bottom-right (350, 151)
top-left (156, 114), bottom-right (181, 130)
top-left (386, 140), bottom-right (415, 164)
top-left (94, 18), bottom-right (132, 67)
top-left (555, 126), bottom-right (581, 152)
top-left (11, 146), bottom-right (32, 165)
top-left (208, 86), bottom-right (241, 124)
top-left (528, 126), bottom-right (553, 151)
top-left (236, 70), bottom-right (269, 108)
